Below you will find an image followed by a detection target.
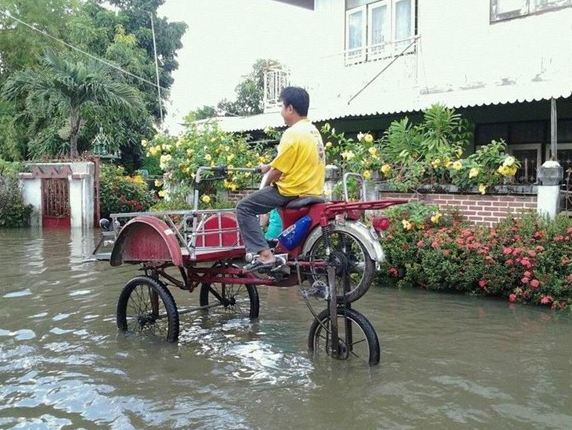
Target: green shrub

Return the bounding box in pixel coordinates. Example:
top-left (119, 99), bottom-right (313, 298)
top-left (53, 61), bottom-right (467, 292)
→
top-left (99, 164), bottom-right (156, 218)
top-left (0, 167), bottom-right (33, 227)
top-left (379, 204), bottom-right (572, 310)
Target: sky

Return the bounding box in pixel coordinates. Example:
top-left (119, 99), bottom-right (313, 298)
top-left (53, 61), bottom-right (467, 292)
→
top-left (157, 0), bottom-right (314, 134)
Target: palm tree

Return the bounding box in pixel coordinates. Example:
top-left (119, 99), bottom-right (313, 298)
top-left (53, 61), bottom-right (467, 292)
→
top-left (2, 50), bottom-right (144, 158)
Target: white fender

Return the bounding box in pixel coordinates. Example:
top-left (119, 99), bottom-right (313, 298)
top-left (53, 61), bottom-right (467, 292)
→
top-left (301, 221), bottom-right (385, 264)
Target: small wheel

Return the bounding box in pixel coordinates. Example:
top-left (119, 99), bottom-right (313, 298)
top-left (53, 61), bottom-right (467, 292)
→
top-left (117, 276), bottom-right (179, 342)
top-left (308, 308), bottom-right (380, 365)
top-left (308, 229), bottom-right (375, 303)
top-left (199, 263), bottom-right (259, 319)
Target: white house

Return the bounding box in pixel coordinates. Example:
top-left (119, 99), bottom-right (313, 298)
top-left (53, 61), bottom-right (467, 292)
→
top-left (217, 0), bottom-right (572, 183)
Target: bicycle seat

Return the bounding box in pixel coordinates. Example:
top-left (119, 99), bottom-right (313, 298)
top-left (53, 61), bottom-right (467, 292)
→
top-left (285, 196), bottom-right (326, 209)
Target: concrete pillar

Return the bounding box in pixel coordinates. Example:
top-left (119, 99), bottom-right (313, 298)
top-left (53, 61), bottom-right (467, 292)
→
top-left (537, 160), bottom-right (563, 219)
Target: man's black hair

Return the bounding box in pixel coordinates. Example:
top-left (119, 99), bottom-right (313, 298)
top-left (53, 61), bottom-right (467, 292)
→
top-left (280, 86), bottom-right (309, 116)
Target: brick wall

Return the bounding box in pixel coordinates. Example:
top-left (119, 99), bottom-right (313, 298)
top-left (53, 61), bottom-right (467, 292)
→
top-left (382, 192), bottom-right (537, 227)
top-left (227, 189), bottom-right (537, 227)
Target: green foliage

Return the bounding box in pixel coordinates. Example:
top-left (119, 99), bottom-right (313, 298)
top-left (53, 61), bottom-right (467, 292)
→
top-left (146, 123), bottom-right (271, 208)
top-left (99, 164), bottom-right (156, 217)
top-left (0, 165), bottom-right (33, 227)
top-left (184, 106), bottom-right (217, 123)
top-left (217, 59), bottom-right (282, 116)
top-left (0, 0), bottom-right (186, 161)
top-left (379, 206), bottom-right (572, 310)
top-left (3, 50), bottom-right (145, 159)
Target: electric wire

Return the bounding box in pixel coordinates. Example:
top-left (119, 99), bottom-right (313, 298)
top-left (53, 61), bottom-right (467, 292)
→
top-left (0, 9), bottom-right (168, 92)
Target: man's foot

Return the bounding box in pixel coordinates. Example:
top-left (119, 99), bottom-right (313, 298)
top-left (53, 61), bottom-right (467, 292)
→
top-left (244, 255), bottom-right (285, 272)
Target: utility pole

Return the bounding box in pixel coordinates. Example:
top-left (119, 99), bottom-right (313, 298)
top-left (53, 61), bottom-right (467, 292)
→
top-left (150, 13), bottom-right (164, 125)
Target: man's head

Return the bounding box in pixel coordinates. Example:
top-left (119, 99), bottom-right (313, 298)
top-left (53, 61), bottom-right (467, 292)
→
top-left (280, 86), bottom-right (309, 126)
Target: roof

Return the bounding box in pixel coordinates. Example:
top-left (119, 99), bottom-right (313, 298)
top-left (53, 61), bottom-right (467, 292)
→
top-left (212, 77), bottom-right (572, 133)
top-left (270, 0), bottom-right (314, 10)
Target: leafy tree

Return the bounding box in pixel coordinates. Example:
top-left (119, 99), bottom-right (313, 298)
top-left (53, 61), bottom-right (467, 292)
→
top-left (217, 59), bottom-right (283, 116)
top-left (184, 105), bottom-right (217, 123)
top-left (2, 50), bottom-right (144, 158)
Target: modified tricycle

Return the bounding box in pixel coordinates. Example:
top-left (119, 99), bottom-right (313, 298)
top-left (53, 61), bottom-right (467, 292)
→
top-left (94, 166), bottom-right (406, 365)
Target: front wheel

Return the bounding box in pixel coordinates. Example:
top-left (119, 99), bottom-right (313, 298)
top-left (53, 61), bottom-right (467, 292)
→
top-left (116, 276), bottom-right (179, 342)
top-left (307, 229), bottom-right (375, 303)
top-left (308, 308), bottom-right (380, 365)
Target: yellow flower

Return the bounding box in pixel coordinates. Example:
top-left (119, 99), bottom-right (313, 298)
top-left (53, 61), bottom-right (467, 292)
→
top-left (154, 179), bottom-right (163, 187)
top-left (503, 155), bottom-right (516, 167)
top-left (159, 154), bottom-right (172, 169)
top-left (381, 164), bottom-right (392, 176)
top-left (363, 133), bottom-right (374, 144)
top-left (431, 212), bottom-right (442, 224)
top-left (507, 166), bottom-right (517, 176)
top-left (431, 159), bottom-right (441, 168)
top-left (162, 143), bottom-right (172, 152)
top-left (456, 148), bottom-right (463, 157)
top-left (226, 153), bottom-right (235, 162)
top-left (201, 195), bottom-right (211, 204)
top-left (158, 189), bottom-right (168, 198)
top-left (205, 154), bottom-right (212, 161)
top-left (341, 150), bottom-right (355, 160)
top-left (469, 167), bottom-right (480, 178)
top-left (141, 139), bottom-right (148, 148)
top-left (131, 175), bottom-right (144, 185)
top-left (368, 146), bottom-right (378, 156)
top-left (149, 145), bottom-right (160, 157)
top-left (357, 132), bottom-right (365, 142)
top-left (230, 183), bottom-right (238, 191)
top-left (402, 219), bottom-right (413, 231)
top-left (478, 184), bottom-right (487, 195)
top-left (186, 148), bottom-right (193, 156)
top-left (325, 141), bottom-right (333, 149)
top-left (452, 160), bottom-right (463, 171)
top-left (445, 158), bottom-right (453, 168)
top-left (363, 170), bottom-right (372, 180)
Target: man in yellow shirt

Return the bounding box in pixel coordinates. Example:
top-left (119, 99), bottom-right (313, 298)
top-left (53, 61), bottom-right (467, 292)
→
top-left (236, 86), bottom-right (325, 271)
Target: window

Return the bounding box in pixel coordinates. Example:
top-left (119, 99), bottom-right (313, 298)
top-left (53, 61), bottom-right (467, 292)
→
top-left (491, 0), bottom-right (572, 22)
top-left (345, 0), bottom-right (416, 64)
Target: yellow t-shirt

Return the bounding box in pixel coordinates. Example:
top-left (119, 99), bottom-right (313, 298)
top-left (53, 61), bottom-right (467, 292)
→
top-left (270, 119), bottom-right (325, 197)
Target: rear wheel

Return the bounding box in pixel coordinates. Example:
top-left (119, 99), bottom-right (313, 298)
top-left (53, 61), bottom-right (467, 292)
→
top-left (117, 276), bottom-right (179, 342)
top-left (308, 229), bottom-right (375, 303)
top-left (308, 308), bottom-right (380, 365)
top-left (199, 263), bottom-right (259, 319)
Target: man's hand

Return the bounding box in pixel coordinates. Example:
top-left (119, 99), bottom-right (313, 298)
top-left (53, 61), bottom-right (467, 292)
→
top-left (258, 164), bottom-right (271, 174)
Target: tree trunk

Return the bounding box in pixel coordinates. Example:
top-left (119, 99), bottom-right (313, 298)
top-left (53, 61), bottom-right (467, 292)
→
top-left (69, 108), bottom-right (81, 159)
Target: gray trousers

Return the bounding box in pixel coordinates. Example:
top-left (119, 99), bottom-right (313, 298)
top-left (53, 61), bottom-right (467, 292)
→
top-left (236, 186), bottom-right (296, 254)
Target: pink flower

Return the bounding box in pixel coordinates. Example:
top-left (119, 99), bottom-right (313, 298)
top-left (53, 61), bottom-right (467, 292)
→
top-left (523, 271), bottom-right (532, 278)
top-left (508, 293), bottom-right (517, 303)
top-left (530, 279), bottom-right (540, 289)
top-left (478, 279), bottom-right (488, 288)
top-left (521, 277), bottom-right (530, 284)
top-left (502, 247), bottom-right (513, 255)
top-left (540, 295), bottom-right (553, 305)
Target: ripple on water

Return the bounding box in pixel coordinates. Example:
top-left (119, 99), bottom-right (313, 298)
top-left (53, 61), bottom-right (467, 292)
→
top-left (3, 289), bottom-right (32, 298)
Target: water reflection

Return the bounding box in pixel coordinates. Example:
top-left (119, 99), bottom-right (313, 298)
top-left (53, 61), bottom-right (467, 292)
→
top-left (0, 228), bottom-right (571, 429)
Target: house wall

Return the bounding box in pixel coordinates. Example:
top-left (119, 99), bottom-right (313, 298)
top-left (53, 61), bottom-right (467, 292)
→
top-left (300, 0), bottom-right (572, 110)
top-left (225, 188), bottom-right (537, 227)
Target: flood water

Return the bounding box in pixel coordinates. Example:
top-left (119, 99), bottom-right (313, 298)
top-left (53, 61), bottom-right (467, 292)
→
top-left (0, 228), bottom-right (571, 429)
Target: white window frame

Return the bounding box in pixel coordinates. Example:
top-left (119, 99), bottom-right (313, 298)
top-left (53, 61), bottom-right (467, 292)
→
top-left (490, 0), bottom-right (572, 22)
top-left (367, 1), bottom-right (391, 61)
top-left (345, 6), bottom-right (367, 65)
top-left (345, 0), bottom-right (416, 65)
top-left (545, 142), bottom-right (572, 161)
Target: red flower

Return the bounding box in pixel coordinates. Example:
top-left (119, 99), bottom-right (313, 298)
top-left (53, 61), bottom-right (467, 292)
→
top-left (508, 293), bottom-right (517, 303)
top-left (478, 279), bottom-right (488, 288)
top-left (540, 295), bottom-right (553, 305)
top-left (530, 279), bottom-right (540, 289)
top-left (523, 271), bottom-right (532, 278)
top-left (388, 267), bottom-right (399, 277)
